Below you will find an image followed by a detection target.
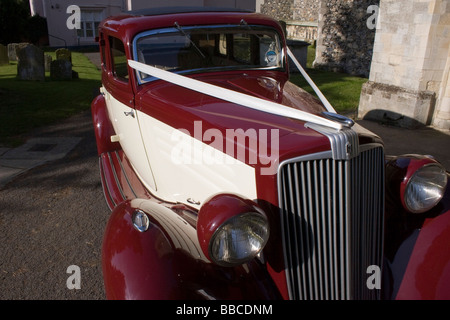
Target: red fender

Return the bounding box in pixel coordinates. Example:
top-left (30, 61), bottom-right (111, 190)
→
top-left (91, 94), bottom-right (120, 155)
top-left (102, 200), bottom-right (183, 299)
top-left (395, 183), bottom-right (450, 299)
top-left (102, 199), bottom-right (282, 300)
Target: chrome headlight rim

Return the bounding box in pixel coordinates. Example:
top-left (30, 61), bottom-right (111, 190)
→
top-left (403, 162), bottom-right (448, 214)
top-left (208, 211), bottom-right (270, 267)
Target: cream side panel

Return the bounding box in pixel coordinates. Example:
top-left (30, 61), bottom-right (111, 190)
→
top-left (137, 110), bottom-right (257, 208)
top-left (102, 87), bottom-right (157, 191)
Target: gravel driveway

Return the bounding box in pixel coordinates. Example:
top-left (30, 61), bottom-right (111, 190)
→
top-left (0, 110), bottom-right (109, 300)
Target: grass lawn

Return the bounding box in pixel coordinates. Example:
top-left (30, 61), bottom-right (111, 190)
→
top-left (290, 45), bottom-right (368, 114)
top-left (0, 51), bottom-right (101, 147)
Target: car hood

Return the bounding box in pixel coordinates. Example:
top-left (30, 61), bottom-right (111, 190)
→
top-left (136, 71), bottom-right (335, 162)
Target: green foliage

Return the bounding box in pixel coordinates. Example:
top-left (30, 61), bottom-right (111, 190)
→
top-left (0, 0), bottom-right (47, 45)
top-left (0, 0), bottom-right (29, 45)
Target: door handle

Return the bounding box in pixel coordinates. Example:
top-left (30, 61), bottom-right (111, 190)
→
top-left (124, 109), bottom-right (135, 118)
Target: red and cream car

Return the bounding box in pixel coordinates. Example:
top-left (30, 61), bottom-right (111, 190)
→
top-left (91, 7), bottom-right (450, 300)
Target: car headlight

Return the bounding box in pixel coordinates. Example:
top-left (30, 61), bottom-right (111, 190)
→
top-left (403, 163), bottom-right (448, 213)
top-left (209, 212), bottom-right (269, 266)
top-left (197, 193), bottom-right (269, 267)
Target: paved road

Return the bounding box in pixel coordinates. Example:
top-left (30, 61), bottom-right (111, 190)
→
top-left (0, 110), bottom-right (109, 300)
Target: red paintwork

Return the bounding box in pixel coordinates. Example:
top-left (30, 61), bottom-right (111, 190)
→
top-left (99, 150), bottom-right (155, 209)
top-left (91, 94), bottom-right (120, 155)
top-left (92, 9), bottom-right (450, 300)
top-left (100, 11), bottom-right (289, 104)
top-left (136, 71), bottom-right (334, 169)
top-left (395, 181), bottom-right (450, 299)
top-left (102, 200), bottom-right (282, 300)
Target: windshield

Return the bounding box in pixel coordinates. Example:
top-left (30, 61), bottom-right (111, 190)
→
top-left (133, 25), bottom-right (284, 83)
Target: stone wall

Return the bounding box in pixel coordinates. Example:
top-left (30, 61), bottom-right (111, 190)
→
top-left (261, 0), bottom-right (320, 41)
top-left (314, 0), bottom-right (379, 77)
top-left (293, 0), bottom-right (321, 22)
top-left (261, 0), bottom-right (295, 21)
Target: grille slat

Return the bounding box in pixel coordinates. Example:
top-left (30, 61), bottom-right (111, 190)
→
top-left (279, 146), bottom-right (384, 300)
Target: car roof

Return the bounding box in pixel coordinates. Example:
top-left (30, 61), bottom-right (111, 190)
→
top-left (125, 6), bottom-right (253, 17)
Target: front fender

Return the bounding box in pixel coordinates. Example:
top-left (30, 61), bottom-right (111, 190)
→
top-left (102, 200), bottom-right (182, 299)
top-left (383, 156), bottom-right (450, 299)
top-left (102, 199), bottom-right (281, 300)
top-left (395, 177), bottom-right (450, 299)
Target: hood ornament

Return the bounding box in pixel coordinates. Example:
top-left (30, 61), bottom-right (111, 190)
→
top-left (321, 111), bottom-right (355, 128)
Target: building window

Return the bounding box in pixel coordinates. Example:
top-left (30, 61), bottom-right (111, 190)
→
top-left (77, 9), bottom-right (103, 40)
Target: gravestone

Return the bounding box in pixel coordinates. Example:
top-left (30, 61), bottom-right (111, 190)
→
top-left (16, 43), bottom-right (45, 81)
top-left (55, 48), bottom-right (72, 62)
top-left (44, 54), bottom-right (52, 72)
top-left (0, 44), bottom-right (9, 65)
top-left (7, 43), bottom-right (18, 61)
top-left (50, 59), bottom-right (72, 80)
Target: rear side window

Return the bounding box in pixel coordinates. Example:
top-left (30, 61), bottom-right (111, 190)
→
top-left (109, 36), bottom-right (128, 81)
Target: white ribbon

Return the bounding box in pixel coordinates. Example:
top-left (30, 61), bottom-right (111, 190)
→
top-left (128, 58), bottom-right (342, 130)
top-left (286, 47), bottom-right (336, 114)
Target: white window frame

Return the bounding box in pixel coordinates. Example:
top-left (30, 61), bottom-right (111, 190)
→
top-left (77, 8), bottom-right (104, 41)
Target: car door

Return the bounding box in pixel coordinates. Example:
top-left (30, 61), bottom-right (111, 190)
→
top-left (103, 35), bottom-right (157, 192)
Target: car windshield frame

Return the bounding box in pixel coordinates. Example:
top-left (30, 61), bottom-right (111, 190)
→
top-left (132, 24), bottom-right (285, 84)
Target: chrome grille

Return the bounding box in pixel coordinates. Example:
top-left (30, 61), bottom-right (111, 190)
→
top-left (278, 145), bottom-right (384, 300)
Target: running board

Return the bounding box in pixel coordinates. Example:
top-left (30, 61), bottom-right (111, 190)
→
top-left (99, 150), bottom-right (153, 210)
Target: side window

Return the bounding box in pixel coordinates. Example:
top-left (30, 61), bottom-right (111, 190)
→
top-left (109, 36), bottom-right (128, 82)
top-left (99, 33), bottom-right (106, 71)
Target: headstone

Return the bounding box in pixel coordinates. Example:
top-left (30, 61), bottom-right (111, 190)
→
top-left (50, 59), bottom-right (72, 80)
top-left (16, 43), bottom-right (45, 81)
top-left (44, 54), bottom-right (52, 72)
top-left (55, 48), bottom-right (72, 62)
top-left (0, 44), bottom-right (9, 65)
top-left (7, 43), bottom-right (18, 61)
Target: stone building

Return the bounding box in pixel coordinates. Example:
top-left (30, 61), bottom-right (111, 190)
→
top-left (261, 0), bottom-right (320, 41)
top-left (313, 0), bottom-right (380, 77)
top-left (358, 0), bottom-right (450, 131)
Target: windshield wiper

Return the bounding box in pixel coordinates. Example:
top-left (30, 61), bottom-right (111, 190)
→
top-left (174, 22), bottom-right (205, 59)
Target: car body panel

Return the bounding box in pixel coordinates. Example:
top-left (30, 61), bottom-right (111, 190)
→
top-left (91, 7), bottom-right (450, 300)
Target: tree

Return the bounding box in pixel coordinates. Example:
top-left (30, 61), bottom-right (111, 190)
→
top-left (0, 0), bottom-right (31, 45)
top-left (0, 0), bottom-right (48, 46)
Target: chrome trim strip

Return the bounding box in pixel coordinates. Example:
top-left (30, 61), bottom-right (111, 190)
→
top-left (114, 150), bottom-right (138, 199)
top-left (305, 123), bottom-right (360, 160)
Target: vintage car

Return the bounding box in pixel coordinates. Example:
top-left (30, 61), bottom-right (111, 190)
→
top-left (91, 7), bottom-right (450, 300)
